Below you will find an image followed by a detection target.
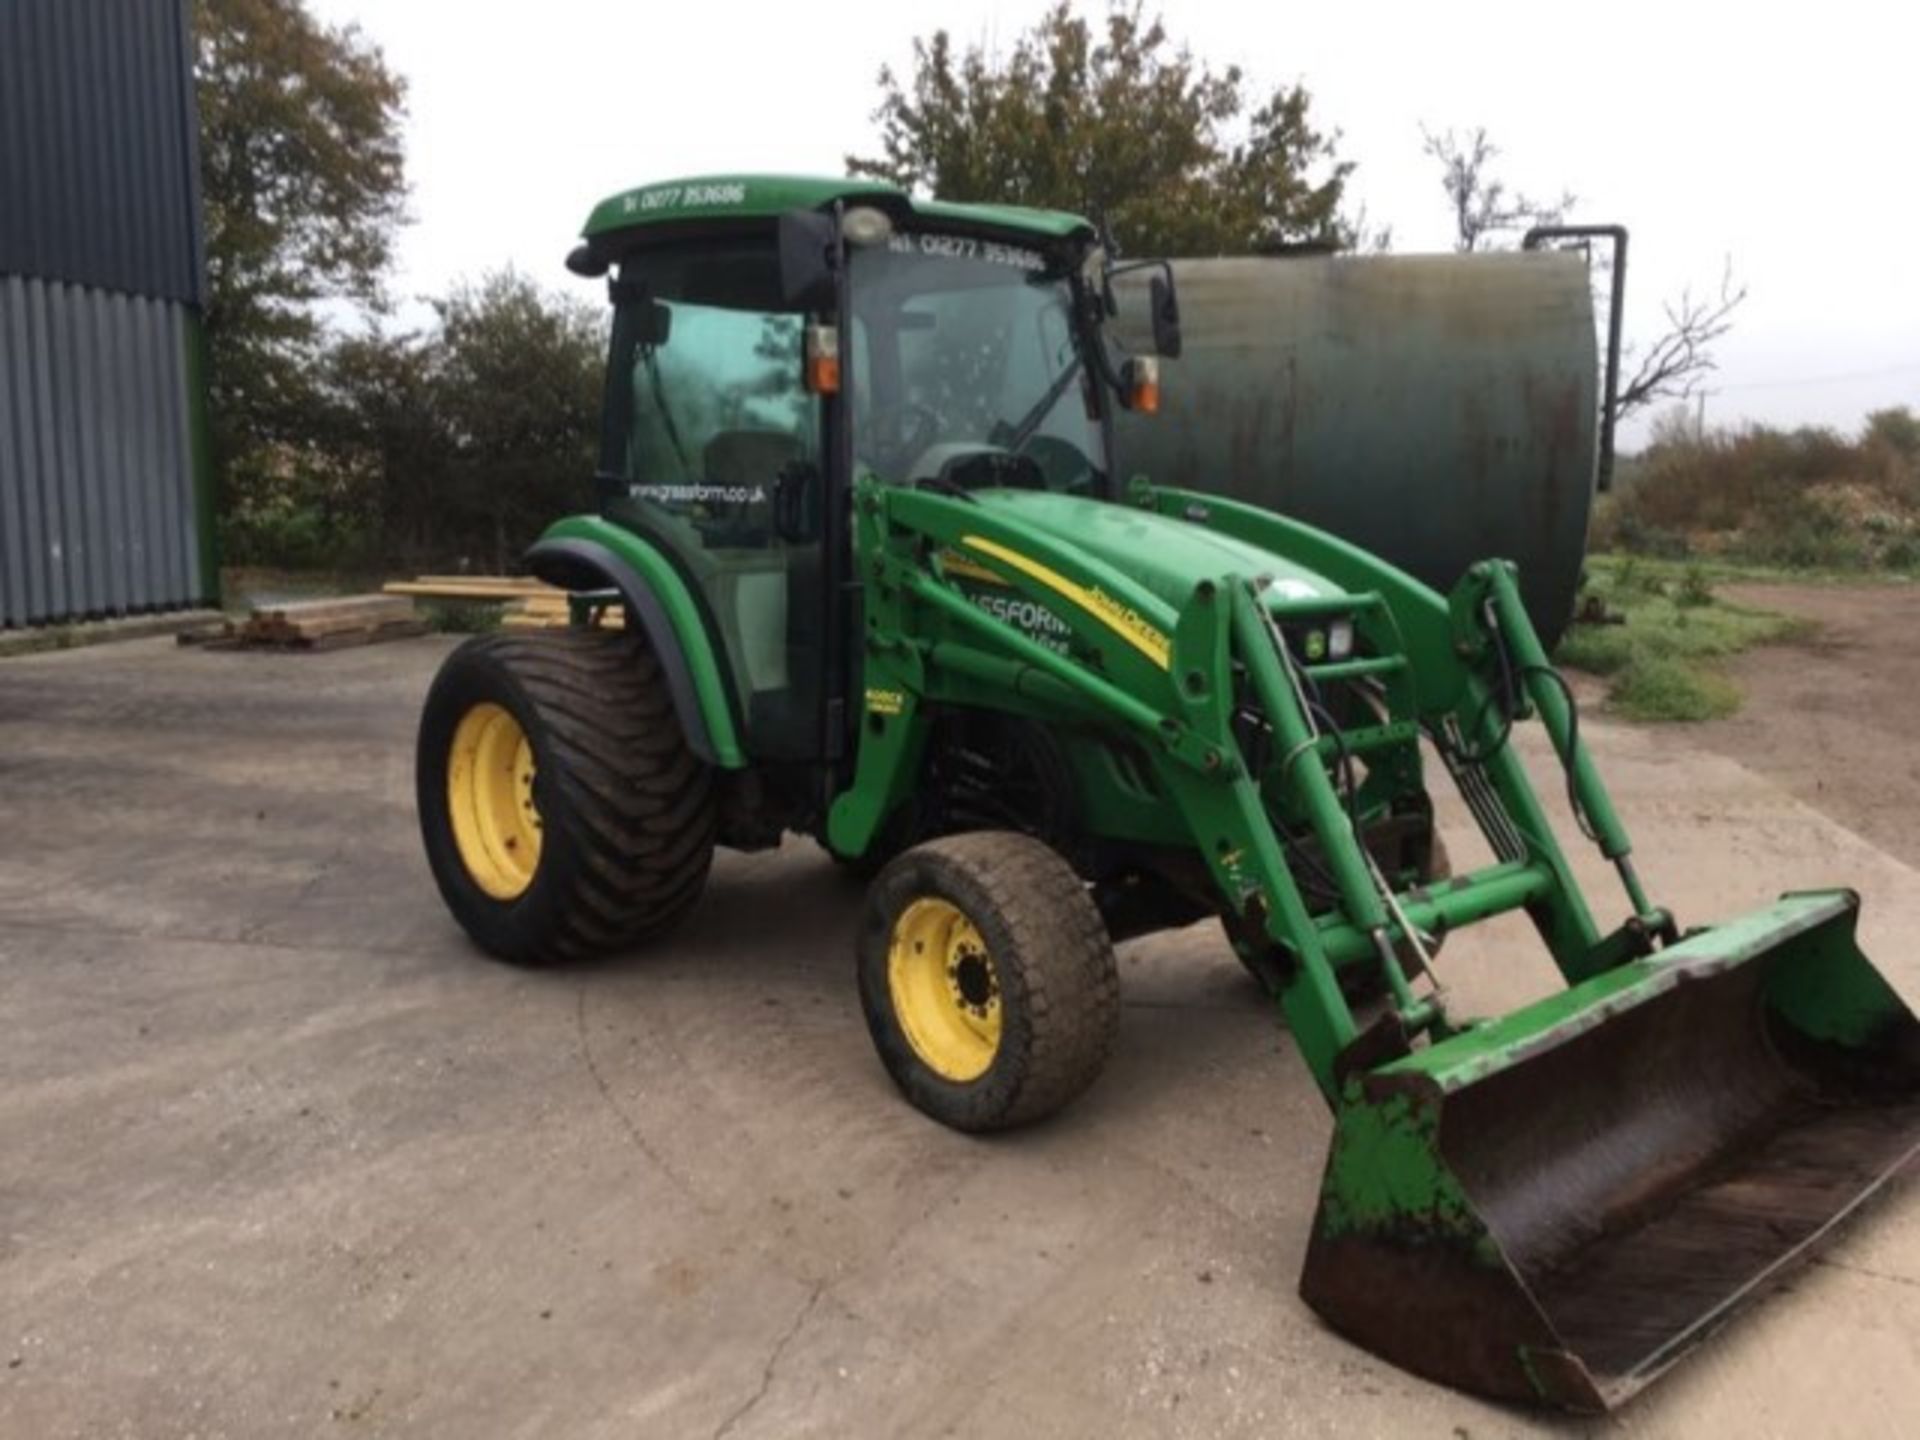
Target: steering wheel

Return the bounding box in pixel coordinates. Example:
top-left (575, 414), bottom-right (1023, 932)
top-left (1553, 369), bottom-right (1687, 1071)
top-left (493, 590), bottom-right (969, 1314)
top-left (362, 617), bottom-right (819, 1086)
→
top-left (877, 402), bottom-right (941, 476)
top-left (1016, 435), bottom-right (1097, 494)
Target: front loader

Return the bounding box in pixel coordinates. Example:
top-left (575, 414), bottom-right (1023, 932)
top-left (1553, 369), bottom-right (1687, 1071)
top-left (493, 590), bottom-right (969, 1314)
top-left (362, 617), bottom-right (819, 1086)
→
top-left (414, 174), bottom-right (1920, 1410)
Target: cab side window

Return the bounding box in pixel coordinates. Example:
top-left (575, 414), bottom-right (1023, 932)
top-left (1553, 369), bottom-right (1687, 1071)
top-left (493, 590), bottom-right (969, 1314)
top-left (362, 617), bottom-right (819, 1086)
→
top-left (603, 249), bottom-right (824, 758)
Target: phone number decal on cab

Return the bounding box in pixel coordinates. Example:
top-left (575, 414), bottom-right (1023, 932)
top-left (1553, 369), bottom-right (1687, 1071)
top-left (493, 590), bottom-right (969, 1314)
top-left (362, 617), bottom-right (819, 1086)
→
top-left (622, 182), bottom-right (750, 214)
top-left (889, 233), bottom-right (1044, 271)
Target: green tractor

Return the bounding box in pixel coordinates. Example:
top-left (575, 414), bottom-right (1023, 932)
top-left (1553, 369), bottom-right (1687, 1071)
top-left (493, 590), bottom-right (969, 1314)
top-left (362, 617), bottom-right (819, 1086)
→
top-left (415, 175), bottom-right (1920, 1410)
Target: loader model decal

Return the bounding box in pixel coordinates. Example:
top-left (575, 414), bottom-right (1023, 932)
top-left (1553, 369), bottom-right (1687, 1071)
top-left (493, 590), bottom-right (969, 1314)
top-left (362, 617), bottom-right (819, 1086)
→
top-left (939, 548), bottom-right (1073, 655)
top-left (958, 535), bottom-right (1171, 669)
top-left (969, 591), bottom-right (1074, 655)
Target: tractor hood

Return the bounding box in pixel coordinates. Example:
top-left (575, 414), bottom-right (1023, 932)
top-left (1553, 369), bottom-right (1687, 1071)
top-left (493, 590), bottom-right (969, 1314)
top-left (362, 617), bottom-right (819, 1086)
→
top-left (973, 489), bottom-right (1342, 611)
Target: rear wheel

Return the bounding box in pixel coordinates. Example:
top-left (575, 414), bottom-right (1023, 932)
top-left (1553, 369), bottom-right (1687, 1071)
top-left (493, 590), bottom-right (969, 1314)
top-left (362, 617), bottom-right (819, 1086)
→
top-left (417, 629), bottom-right (715, 965)
top-left (858, 832), bottom-right (1120, 1132)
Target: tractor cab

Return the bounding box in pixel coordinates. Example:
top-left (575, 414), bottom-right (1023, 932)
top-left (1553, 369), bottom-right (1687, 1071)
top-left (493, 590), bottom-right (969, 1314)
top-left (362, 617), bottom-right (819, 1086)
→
top-left (560, 176), bottom-right (1174, 766)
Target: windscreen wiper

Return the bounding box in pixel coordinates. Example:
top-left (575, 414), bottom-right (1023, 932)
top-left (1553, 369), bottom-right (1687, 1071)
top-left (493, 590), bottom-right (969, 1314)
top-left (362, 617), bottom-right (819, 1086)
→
top-left (1001, 355), bottom-right (1084, 454)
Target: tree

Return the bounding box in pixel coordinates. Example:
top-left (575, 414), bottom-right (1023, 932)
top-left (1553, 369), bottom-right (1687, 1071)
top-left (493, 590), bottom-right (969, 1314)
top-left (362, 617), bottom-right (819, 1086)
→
top-left (1865, 406), bottom-right (1920, 462)
top-left (1420, 126), bottom-right (1573, 253)
top-left (1613, 262), bottom-right (1747, 419)
top-left (314, 327), bottom-right (451, 561)
top-left (194, 6), bottom-right (607, 572)
top-left (193, 0), bottom-right (408, 500)
top-left (1862, 405), bottom-right (1920, 492)
top-left (432, 271), bottom-right (606, 572)
top-left (1421, 122), bottom-right (1745, 420)
top-left (848, 2), bottom-right (1353, 256)
top-left (218, 276), bottom-right (605, 572)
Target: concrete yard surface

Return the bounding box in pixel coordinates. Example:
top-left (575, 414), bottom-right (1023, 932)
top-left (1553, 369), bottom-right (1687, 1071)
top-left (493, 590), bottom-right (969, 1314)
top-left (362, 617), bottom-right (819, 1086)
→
top-left (2, 635), bottom-right (1918, 1438)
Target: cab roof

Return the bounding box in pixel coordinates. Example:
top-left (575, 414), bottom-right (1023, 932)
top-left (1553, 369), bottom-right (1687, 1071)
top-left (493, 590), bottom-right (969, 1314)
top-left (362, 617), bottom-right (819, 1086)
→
top-left (580, 173), bottom-right (1097, 247)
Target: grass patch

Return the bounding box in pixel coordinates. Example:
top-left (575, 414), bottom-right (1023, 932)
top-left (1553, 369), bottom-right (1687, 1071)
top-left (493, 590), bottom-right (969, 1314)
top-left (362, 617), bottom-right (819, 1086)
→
top-left (0, 625), bottom-right (86, 658)
top-left (420, 599), bottom-right (506, 635)
top-left (1580, 550), bottom-right (1915, 589)
top-left (1607, 656), bottom-right (1743, 722)
top-left (1556, 556), bottom-right (1808, 721)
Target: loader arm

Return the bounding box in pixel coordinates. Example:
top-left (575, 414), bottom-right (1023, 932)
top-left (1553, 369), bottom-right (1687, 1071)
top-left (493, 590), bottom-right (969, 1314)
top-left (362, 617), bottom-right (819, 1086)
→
top-left (1141, 482), bottom-right (1622, 978)
top-left (838, 473), bottom-right (1652, 1099)
top-left (836, 473), bottom-right (1378, 1086)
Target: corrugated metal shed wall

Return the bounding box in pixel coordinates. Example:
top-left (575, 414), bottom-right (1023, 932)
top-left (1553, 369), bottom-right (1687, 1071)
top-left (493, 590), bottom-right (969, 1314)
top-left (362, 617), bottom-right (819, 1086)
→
top-left (0, 0), bottom-right (211, 627)
top-left (1, 278), bottom-right (204, 625)
top-left (0, 0), bottom-right (205, 304)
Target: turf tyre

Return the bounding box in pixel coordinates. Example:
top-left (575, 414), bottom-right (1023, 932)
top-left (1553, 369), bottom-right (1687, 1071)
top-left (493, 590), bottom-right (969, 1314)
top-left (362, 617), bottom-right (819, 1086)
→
top-left (858, 832), bottom-right (1120, 1132)
top-left (417, 629), bottom-right (714, 965)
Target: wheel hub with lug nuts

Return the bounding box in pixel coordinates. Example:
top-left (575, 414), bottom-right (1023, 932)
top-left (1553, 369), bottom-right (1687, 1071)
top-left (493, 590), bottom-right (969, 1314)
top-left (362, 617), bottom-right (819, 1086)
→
top-left (447, 702), bottom-right (543, 900)
top-left (888, 897), bottom-right (1003, 1082)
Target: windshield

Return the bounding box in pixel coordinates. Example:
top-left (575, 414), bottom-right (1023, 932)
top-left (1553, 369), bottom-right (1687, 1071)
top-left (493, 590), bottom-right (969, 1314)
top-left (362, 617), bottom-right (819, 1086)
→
top-left (850, 234), bottom-right (1105, 494)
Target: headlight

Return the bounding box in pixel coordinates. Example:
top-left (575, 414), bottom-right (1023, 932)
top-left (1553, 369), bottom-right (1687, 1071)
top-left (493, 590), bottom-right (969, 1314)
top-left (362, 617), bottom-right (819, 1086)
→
top-left (1289, 618), bottom-right (1354, 664)
top-left (841, 206), bottom-right (894, 247)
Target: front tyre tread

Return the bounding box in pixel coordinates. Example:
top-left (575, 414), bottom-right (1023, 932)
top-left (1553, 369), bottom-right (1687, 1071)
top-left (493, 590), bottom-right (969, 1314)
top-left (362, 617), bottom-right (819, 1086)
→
top-left (858, 831), bottom-right (1120, 1131)
top-left (417, 629), bottom-right (715, 966)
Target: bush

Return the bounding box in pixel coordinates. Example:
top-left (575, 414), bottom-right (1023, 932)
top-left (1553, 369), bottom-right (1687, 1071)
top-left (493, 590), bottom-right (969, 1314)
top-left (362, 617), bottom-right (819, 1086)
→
top-left (1676, 564), bottom-right (1715, 608)
top-left (1881, 535), bottom-right (1920, 571)
top-left (1738, 491), bottom-right (1871, 569)
top-left (1603, 409), bottom-right (1920, 571)
top-left (219, 462), bottom-right (376, 569)
top-left (215, 271), bottom-right (606, 575)
top-left (1598, 508), bottom-right (1691, 560)
top-left (421, 600), bottom-right (506, 634)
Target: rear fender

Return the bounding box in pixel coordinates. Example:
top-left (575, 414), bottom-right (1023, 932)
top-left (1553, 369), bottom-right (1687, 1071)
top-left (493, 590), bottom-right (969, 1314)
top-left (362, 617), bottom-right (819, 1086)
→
top-left (525, 515), bottom-right (746, 768)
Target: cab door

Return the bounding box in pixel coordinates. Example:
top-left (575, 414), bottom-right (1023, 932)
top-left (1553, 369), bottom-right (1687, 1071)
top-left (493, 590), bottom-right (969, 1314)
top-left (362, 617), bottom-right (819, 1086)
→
top-left (599, 242), bottom-right (828, 760)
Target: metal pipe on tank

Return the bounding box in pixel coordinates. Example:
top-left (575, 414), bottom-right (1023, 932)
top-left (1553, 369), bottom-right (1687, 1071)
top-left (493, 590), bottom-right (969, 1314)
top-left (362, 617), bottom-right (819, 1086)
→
top-left (1525, 225), bottom-right (1627, 494)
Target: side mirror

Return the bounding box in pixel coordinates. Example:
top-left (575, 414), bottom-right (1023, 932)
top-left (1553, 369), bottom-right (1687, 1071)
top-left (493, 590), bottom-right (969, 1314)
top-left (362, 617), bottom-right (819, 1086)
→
top-left (608, 276), bottom-right (672, 345)
top-left (567, 241), bottom-right (608, 278)
top-left (778, 209), bottom-right (838, 312)
top-left (1149, 272), bottom-right (1182, 359)
top-left (1104, 256), bottom-right (1183, 358)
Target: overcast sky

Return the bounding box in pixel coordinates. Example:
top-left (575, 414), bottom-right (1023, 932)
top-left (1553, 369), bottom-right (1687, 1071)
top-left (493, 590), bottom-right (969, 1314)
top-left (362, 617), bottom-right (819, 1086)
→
top-left (305, 0), bottom-right (1919, 444)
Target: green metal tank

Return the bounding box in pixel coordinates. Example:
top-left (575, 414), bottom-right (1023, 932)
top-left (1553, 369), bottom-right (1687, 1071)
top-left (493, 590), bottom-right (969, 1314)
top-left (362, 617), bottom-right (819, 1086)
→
top-left (1114, 252), bottom-right (1598, 643)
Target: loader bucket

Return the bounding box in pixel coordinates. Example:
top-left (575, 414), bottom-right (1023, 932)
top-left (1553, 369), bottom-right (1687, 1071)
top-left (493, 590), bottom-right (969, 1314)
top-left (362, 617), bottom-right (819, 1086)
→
top-left (1300, 889), bottom-right (1920, 1411)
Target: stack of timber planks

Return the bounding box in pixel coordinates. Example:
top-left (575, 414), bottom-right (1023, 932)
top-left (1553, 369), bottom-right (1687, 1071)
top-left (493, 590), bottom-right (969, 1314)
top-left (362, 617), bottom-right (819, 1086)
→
top-left (186, 595), bottom-right (428, 651)
top-left (380, 575), bottom-right (623, 630)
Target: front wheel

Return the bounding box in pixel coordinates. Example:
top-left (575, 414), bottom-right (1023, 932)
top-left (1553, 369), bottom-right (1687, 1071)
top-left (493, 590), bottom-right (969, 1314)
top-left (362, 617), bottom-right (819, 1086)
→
top-left (858, 832), bottom-right (1120, 1132)
top-left (416, 629), bottom-right (715, 965)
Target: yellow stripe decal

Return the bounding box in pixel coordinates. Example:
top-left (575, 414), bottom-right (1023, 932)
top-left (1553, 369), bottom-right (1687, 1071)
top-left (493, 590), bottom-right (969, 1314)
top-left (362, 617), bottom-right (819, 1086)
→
top-left (937, 550), bottom-right (1010, 586)
top-left (960, 534), bottom-right (1170, 670)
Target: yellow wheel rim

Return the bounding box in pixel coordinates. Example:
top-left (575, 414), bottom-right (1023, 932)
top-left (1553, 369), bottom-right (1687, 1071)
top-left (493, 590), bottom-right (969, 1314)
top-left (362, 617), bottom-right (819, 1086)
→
top-left (447, 702), bottom-right (542, 900)
top-left (887, 897), bottom-right (1002, 1082)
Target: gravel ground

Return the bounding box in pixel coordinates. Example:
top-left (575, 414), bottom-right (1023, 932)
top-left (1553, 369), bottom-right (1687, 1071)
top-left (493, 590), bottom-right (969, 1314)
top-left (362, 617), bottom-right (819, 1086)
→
top-left (1, 631), bottom-right (1916, 1439)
